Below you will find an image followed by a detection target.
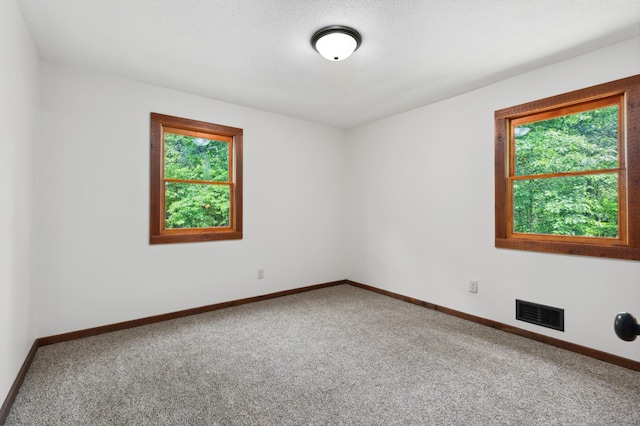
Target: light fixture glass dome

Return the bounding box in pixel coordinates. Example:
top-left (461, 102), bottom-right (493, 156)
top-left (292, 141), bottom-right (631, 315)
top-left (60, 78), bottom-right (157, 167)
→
top-left (312, 26), bottom-right (361, 61)
top-left (193, 137), bottom-right (211, 147)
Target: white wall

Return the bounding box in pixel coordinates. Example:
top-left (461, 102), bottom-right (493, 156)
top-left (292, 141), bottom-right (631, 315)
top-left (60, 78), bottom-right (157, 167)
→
top-left (346, 36), bottom-right (640, 362)
top-left (36, 63), bottom-right (348, 337)
top-left (0, 0), bottom-right (40, 404)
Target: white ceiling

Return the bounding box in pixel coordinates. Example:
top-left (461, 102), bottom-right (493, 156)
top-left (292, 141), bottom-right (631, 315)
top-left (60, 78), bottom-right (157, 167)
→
top-left (16, 0), bottom-right (640, 129)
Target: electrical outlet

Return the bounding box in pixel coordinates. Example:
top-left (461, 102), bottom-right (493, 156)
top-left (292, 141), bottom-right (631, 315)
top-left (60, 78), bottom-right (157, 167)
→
top-left (469, 280), bottom-right (478, 293)
top-left (257, 269), bottom-right (264, 279)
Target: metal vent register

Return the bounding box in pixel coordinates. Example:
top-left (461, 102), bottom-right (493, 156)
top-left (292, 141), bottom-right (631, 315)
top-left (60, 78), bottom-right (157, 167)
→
top-left (516, 300), bottom-right (564, 331)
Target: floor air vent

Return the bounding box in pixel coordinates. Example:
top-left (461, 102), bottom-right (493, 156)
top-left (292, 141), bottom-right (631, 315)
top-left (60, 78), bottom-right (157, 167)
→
top-left (516, 300), bottom-right (564, 331)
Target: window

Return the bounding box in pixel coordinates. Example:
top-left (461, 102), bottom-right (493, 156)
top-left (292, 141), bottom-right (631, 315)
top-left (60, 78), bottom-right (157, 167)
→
top-left (150, 113), bottom-right (243, 244)
top-left (495, 74), bottom-right (640, 260)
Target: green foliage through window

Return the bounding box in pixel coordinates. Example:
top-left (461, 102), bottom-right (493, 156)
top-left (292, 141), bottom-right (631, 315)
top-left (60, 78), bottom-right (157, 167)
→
top-left (513, 175), bottom-right (618, 237)
top-left (164, 133), bottom-right (231, 229)
top-left (512, 105), bottom-right (620, 238)
top-left (165, 183), bottom-right (230, 229)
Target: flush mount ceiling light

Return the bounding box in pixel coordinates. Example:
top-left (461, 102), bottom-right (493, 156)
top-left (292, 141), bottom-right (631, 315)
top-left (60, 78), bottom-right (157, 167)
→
top-left (311, 25), bottom-right (361, 61)
top-left (193, 138), bottom-right (211, 147)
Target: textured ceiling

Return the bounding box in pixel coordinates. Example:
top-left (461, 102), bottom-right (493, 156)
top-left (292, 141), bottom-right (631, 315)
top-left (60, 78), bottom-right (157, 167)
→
top-left (16, 0), bottom-right (640, 129)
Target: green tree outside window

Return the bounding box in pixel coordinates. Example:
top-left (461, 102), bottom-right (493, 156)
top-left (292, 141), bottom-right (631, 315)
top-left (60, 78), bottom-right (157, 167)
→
top-left (512, 105), bottom-right (619, 237)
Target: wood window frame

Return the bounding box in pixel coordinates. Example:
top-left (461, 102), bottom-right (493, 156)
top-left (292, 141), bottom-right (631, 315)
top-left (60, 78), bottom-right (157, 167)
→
top-left (150, 113), bottom-right (243, 244)
top-left (495, 74), bottom-right (640, 260)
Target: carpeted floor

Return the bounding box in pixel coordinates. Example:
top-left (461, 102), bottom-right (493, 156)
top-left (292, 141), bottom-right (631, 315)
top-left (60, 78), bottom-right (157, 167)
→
top-left (5, 284), bottom-right (640, 425)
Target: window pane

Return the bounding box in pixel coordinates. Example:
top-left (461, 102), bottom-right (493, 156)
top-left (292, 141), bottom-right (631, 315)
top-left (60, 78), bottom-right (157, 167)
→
top-left (165, 183), bottom-right (230, 229)
top-left (164, 133), bottom-right (229, 182)
top-left (513, 174), bottom-right (618, 237)
top-left (514, 105), bottom-right (618, 176)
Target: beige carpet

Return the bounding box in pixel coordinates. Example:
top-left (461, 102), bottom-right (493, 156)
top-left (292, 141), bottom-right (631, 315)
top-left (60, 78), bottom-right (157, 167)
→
top-left (6, 285), bottom-right (640, 425)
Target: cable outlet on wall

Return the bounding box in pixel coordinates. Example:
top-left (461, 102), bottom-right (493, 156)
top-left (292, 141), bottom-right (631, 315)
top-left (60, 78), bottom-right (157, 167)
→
top-left (257, 269), bottom-right (264, 279)
top-left (469, 280), bottom-right (478, 293)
